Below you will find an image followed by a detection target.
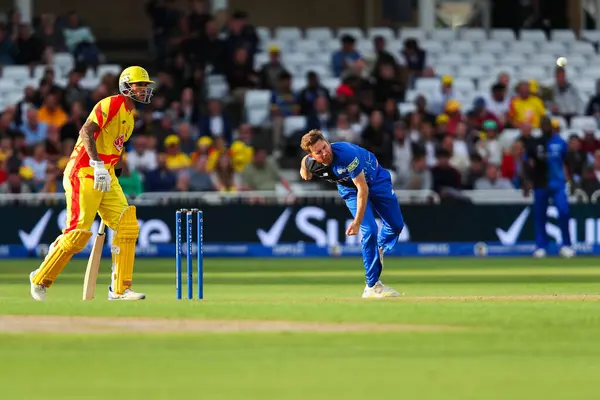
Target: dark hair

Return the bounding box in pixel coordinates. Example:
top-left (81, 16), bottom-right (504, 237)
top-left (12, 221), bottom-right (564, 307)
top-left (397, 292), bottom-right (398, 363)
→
top-left (436, 148), bottom-right (451, 159)
top-left (278, 70), bottom-right (291, 80)
top-left (470, 153), bottom-right (483, 163)
top-left (492, 83), bottom-right (506, 92)
top-left (341, 35), bottom-right (356, 44)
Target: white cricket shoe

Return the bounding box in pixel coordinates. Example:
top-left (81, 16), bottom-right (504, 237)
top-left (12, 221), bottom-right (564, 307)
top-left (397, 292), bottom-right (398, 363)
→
top-left (559, 246), bottom-right (576, 258)
top-left (108, 287), bottom-right (146, 301)
top-left (29, 271), bottom-right (47, 301)
top-left (533, 248), bottom-right (547, 258)
top-left (362, 281), bottom-right (400, 298)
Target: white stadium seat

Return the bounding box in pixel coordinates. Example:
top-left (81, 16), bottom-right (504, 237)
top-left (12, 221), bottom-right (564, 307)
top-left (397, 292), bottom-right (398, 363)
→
top-left (434, 65), bottom-right (455, 77)
top-left (509, 41), bottom-right (536, 53)
top-left (356, 39), bottom-right (374, 54)
top-left (563, 54), bottom-right (587, 68)
top-left (207, 80), bottom-right (228, 99)
top-left (398, 102), bottom-right (416, 116)
top-left (253, 52), bottom-right (269, 70)
top-left (580, 67), bottom-right (600, 79)
top-left (489, 65), bottom-right (517, 79)
top-left (453, 77), bottom-right (476, 92)
top-left (79, 77), bottom-right (100, 90)
top-left (415, 78), bottom-right (441, 92)
top-left (583, 30), bottom-right (600, 42)
top-left (305, 27), bottom-right (333, 42)
top-left (291, 77), bottom-right (306, 92)
top-left (283, 52), bottom-right (310, 67)
top-left (399, 28), bottom-right (426, 41)
top-left (321, 77), bottom-right (340, 96)
top-left (295, 40), bottom-right (321, 54)
top-left (450, 41), bottom-right (476, 54)
top-left (540, 41), bottom-right (566, 55)
top-left (574, 78), bottom-right (596, 93)
top-left (245, 90), bottom-right (271, 126)
top-left (490, 29), bottom-right (516, 41)
top-left (283, 116), bottom-right (306, 136)
top-left (53, 52), bottom-right (74, 69)
top-left (310, 52), bottom-right (331, 68)
top-left (437, 53), bottom-right (464, 66)
top-left (461, 28), bottom-right (487, 41)
top-left (552, 29), bottom-right (577, 43)
top-left (520, 30), bottom-right (547, 42)
top-left (479, 41), bottom-right (506, 54)
top-left (569, 42), bottom-right (596, 55)
top-left (275, 27), bottom-right (303, 43)
top-left (247, 109), bottom-right (270, 126)
top-left (2, 66), bottom-right (29, 81)
top-left (457, 66), bottom-right (486, 80)
top-left (519, 66), bottom-right (549, 81)
top-left (0, 80), bottom-right (20, 92)
top-left (367, 27), bottom-right (395, 41)
top-left (529, 53), bottom-right (561, 67)
top-left (97, 64), bottom-right (121, 78)
top-left (5, 90), bottom-right (23, 104)
top-left (469, 53), bottom-right (496, 68)
top-left (570, 116), bottom-right (597, 130)
top-left (498, 54), bottom-right (528, 66)
top-left (420, 40), bottom-right (445, 53)
top-left (256, 27), bottom-right (271, 44)
top-left (430, 29), bottom-right (456, 41)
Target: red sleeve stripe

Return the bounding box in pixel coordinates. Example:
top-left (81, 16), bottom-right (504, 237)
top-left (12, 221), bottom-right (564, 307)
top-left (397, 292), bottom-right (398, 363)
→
top-left (105, 96), bottom-right (124, 127)
top-left (95, 104), bottom-right (104, 128)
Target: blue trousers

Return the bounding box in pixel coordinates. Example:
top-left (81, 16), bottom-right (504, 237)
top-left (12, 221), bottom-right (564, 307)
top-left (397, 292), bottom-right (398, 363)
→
top-left (533, 187), bottom-right (572, 249)
top-left (341, 175), bottom-right (405, 287)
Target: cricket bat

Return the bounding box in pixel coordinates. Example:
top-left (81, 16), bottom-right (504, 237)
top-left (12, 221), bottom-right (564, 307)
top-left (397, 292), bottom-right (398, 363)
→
top-left (83, 221), bottom-right (106, 300)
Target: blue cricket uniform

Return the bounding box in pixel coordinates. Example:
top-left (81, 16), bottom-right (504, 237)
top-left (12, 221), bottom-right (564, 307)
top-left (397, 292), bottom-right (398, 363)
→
top-left (306, 142), bottom-right (405, 286)
top-left (524, 134), bottom-right (572, 249)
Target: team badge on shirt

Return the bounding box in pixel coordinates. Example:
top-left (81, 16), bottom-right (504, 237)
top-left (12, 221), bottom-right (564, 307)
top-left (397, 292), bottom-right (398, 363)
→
top-left (114, 134), bottom-right (125, 151)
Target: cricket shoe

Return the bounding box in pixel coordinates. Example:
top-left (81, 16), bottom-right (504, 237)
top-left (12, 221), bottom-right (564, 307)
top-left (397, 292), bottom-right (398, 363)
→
top-left (108, 287), bottom-right (146, 301)
top-left (362, 281), bottom-right (400, 298)
top-left (533, 248), bottom-right (547, 258)
top-left (29, 271), bottom-right (47, 301)
top-left (559, 246), bottom-right (576, 258)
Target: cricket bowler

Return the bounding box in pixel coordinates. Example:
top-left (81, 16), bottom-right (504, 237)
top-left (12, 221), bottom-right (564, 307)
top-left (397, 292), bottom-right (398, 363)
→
top-left (300, 130), bottom-right (404, 298)
top-left (29, 66), bottom-right (154, 301)
top-left (523, 116), bottom-right (575, 258)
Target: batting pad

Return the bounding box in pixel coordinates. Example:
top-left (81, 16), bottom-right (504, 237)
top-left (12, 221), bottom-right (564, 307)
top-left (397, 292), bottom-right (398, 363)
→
top-left (111, 206), bottom-right (139, 294)
top-left (32, 229), bottom-right (93, 287)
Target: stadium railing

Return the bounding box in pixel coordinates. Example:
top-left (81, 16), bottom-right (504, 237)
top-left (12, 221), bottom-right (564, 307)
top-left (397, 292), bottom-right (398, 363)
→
top-left (0, 189), bottom-right (592, 205)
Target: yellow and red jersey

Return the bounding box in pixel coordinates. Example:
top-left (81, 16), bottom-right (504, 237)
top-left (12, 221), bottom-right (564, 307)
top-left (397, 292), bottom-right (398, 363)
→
top-left (65, 95), bottom-right (135, 179)
top-left (508, 95), bottom-right (546, 128)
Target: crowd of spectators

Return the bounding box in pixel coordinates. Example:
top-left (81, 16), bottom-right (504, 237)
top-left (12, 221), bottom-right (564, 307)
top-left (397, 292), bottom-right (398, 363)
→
top-left (1, 0), bottom-right (600, 200)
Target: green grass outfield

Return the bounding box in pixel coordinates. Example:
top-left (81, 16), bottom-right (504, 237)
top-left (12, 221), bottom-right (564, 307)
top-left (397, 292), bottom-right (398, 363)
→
top-left (2, 257), bottom-right (600, 399)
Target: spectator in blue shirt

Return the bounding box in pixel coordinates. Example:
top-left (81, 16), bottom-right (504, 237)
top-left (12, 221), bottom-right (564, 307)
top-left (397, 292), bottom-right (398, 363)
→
top-left (20, 108), bottom-right (49, 145)
top-left (270, 71), bottom-right (299, 151)
top-left (270, 71), bottom-right (299, 117)
top-left (332, 35), bottom-right (361, 77)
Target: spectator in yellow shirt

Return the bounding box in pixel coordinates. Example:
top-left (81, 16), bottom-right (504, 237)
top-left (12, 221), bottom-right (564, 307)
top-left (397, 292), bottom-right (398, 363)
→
top-left (37, 93), bottom-right (68, 128)
top-left (508, 81), bottom-right (546, 128)
top-left (164, 135), bottom-right (192, 172)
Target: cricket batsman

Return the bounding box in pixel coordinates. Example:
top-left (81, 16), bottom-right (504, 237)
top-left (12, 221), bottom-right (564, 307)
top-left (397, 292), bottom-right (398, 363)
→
top-left (29, 66), bottom-right (155, 301)
top-left (299, 130), bottom-right (404, 298)
top-left (523, 116), bottom-right (575, 258)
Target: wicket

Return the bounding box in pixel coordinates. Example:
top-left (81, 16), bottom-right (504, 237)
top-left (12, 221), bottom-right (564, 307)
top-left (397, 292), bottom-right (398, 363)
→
top-left (175, 208), bottom-right (203, 300)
